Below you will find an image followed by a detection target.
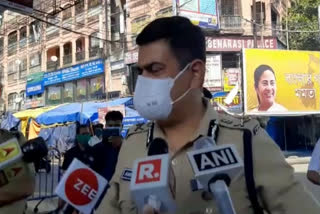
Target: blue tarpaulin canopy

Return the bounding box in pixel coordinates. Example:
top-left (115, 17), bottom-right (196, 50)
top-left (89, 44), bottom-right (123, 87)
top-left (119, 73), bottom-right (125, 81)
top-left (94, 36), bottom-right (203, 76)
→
top-left (35, 98), bottom-right (134, 126)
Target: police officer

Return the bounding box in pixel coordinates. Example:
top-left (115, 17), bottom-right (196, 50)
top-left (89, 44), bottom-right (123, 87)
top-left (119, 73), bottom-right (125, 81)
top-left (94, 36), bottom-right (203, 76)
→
top-left (0, 129), bottom-right (35, 214)
top-left (96, 16), bottom-right (320, 214)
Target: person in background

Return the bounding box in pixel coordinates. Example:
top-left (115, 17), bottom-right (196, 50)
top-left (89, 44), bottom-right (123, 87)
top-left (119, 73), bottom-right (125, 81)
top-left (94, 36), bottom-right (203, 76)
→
top-left (94, 111), bottom-right (124, 181)
top-left (92, 111), bottom-right (124, 212)
top-left (307, 138), bottom-right (320, 185)
top-left (50, 122), bottom-right (96, 214)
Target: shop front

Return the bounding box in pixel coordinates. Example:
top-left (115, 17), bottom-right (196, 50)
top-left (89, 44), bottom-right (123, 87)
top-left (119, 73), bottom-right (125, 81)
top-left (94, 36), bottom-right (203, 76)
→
top-left (43, 58), bottom-right (106, 105)
top-left (25, 72), bottom-right (45, 109)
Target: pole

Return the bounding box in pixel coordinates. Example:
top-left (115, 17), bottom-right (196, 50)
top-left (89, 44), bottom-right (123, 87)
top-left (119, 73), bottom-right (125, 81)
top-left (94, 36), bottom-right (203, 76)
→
top-left (286, 1), bottom-right (289, 50)
top-left (260, 1), bottom-right (264, 48)
top-left (104, 0), bottom-right (109, 101)
top-left (252, 0), bottom-right (257, 48)
top-left (318, 5), bottom-right (320, 42)
top-left (172, 0), bottom-right (177, 16)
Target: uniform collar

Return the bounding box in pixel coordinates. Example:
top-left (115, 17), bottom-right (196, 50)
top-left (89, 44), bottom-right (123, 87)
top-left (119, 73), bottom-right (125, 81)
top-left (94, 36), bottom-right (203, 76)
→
top-left (152, 98), bottom-right (219, 154)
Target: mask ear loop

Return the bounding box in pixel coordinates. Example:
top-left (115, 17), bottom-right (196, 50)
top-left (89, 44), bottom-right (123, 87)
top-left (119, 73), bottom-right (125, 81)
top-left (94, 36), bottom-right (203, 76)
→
top-left (171, 63), bottom-right (193, 104)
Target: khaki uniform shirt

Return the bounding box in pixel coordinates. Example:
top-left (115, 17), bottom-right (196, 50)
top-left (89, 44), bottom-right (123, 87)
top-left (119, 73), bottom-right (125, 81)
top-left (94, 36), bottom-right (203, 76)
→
top-left (0, 130), bottom-right (35, 214)
top-left (96, 104), bottom-right (320, 214)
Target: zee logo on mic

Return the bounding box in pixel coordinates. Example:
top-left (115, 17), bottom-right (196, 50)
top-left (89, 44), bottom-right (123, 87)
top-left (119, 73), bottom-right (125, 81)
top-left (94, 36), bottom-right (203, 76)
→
top-left (135, 159), bottom-right (161, 184)
top-left (193, 147), bottom-right (238, 171)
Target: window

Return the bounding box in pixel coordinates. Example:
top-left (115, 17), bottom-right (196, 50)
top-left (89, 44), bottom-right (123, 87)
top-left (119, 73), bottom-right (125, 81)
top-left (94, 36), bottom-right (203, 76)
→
top-left (90, 32), bottom-right (100, 48)
top-left (90, 76), bottom-right (104, 99)
top-left (8, 93), bottom-right (18, 110)
top-left (88, 0), bottom-right (101, 9)
top-left (7, 61), bottom-right (17, 83)
top-left (20, 91), bottom-right (26, 100)
top-left (19, 26), bottom-right (27, 48)
top-left (0, 38), bottom-right (3, 57)
top-left (47, 86), bottom-right (62, 105)
top-left (255, 2), bottom-right (266, 24)
top-left (62, 7), bottom-right (72, 20)
top-left (29, 21), bottom-right (41, 43)
top-left (221, 0), bottom-right (240, 15)
top-left (76, 79), bottom-right (87, 101)
top-left (19, 58), bottom-right (27, 80)
top-left (75, 0), bottom-right (84, 14)
top-left (46, 15), bottom-right (59, 39)
top-left (8, 31), bottom-right (17, 56)
top-left (30, 52), bottom-right (41, 67)
top-left (30, 52), bottom-right (41, 73)
top-left (64, 82), bottom-right (74, 102)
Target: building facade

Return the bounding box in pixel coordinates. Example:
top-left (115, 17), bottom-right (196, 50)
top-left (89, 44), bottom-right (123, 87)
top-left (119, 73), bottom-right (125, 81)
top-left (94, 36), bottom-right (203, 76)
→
top-left (0, 0), bottom-right (127, 112)
top-left (0, 0), bottom-right (291, 112)
top-left (124, 0), bottom-right (291, 94)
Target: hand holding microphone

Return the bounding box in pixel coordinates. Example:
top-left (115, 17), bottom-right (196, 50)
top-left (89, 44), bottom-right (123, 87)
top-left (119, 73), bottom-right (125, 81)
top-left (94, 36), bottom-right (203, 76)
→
top-left (187, 137), bottom-right (243, 214)
top-left (130, 138), bottom-right (176, 214)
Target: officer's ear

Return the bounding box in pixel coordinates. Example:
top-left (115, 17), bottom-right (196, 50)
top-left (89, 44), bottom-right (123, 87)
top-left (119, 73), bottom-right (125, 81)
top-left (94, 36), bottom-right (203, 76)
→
top-left (189, 59), bottom-right (205, 89)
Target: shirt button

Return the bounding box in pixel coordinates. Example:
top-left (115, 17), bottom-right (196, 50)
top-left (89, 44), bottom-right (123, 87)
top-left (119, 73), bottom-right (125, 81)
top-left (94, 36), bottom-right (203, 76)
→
top-left (205, 208), bottom-right (214, 214)
top-left (171, 159), bottom-right (177, 166)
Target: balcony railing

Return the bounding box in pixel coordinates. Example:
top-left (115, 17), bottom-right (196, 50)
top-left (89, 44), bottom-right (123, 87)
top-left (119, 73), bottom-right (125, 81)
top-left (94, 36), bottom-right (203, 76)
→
top-left (76, 51), bottom-right (85, 62)
top-left (19, 38), bottom-right (27, 48)
top-left (63, 54), bottom-right (72, 65)
top-left (89, 47), bottom-right (103, 58)
top-left (220, 15), bottom-right (242, 29)
top-left (8, 43), bottom-right (17, 56)
top-left (47, 60), bottom-right (60, 71)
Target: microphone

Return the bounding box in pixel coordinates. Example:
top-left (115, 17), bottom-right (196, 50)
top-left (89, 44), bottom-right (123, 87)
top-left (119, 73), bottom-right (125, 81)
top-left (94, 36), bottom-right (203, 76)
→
top-left (0, 135), bottom-right (48, 170)
top-left (130, 138), bottom-right (176, 213)
top-left (188, 137), bottom-right (243, 214)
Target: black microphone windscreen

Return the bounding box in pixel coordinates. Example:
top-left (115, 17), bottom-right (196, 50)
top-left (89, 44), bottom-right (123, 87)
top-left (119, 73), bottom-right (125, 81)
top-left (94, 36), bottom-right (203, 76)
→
top-left (148, 138), bottom-right (168, 156)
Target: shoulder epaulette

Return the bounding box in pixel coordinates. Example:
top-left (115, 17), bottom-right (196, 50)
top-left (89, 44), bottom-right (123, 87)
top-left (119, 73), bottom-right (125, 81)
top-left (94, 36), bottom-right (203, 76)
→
top-left (217, 114), bottom-right (261, 136)
top-left (125, 122), bottom-right (151, 139)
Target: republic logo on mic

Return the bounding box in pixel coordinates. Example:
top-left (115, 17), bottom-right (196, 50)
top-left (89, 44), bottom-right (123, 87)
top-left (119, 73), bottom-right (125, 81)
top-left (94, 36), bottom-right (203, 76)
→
top-left (130, 154), bottom-right (176, 213)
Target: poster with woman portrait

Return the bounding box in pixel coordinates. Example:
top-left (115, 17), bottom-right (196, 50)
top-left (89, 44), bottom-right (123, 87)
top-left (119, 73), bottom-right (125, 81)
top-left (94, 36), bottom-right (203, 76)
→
top-left (243, 49), bottom-right (320, 115)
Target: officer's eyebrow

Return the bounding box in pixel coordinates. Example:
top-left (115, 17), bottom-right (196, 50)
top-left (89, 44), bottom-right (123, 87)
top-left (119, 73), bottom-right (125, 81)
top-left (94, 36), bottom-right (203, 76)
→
top-left (136, 62), bottom-right (166, 73)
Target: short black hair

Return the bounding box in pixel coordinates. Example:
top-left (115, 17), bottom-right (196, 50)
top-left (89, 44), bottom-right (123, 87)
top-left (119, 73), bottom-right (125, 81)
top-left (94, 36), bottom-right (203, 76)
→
top-left (136, 16), bottom-right (206, 68)
top-left (254, 65), bottom-right (275, 89)
top-left (93, 123), bottom-right (104, 129)
top-left (105, 111), bottom-right (124, 122)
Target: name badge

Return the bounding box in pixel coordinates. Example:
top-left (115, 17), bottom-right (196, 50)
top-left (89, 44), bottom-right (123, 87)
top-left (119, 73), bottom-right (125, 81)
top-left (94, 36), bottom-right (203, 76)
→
top-left (121, 168), bottom-right (132, 181)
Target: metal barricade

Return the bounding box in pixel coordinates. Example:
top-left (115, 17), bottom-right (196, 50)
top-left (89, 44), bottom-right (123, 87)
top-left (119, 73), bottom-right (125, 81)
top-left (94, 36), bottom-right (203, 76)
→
top-left (28, 147), bottom-right (63, 213)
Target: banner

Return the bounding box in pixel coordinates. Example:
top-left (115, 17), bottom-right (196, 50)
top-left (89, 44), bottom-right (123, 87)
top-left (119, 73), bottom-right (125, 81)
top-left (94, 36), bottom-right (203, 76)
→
top-left (243, 49), bottom-right (320, 115)
top-left (224, 68), bottom-right (240, 92)
top-left (178, 0), bottom-right (219, 30)
top-left (98, 105), bottom-right (126, 125)
top-left (44, 59), bottom-right (104, 86)
top-left (212, 91), bottom-right (242, 113)
top-left (204, 54), bottom-right (222, 91)
top-left (26, 72), bottom-right (44, 97)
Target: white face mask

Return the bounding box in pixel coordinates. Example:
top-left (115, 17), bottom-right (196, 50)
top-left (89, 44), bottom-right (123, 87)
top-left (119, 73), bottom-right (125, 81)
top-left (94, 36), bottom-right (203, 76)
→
top-left (133, 63), bottom-right (191, 120)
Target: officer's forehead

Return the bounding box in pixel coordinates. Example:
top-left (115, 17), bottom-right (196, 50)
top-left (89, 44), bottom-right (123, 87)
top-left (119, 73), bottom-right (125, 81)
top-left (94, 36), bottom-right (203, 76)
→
top-left (137, 39), bottom-right (176, 67)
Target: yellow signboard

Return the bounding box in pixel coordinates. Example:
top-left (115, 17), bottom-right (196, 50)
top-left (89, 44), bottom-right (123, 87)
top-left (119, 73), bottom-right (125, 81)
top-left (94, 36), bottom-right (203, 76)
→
top-left (243, 49), bottom-right (320, 115)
